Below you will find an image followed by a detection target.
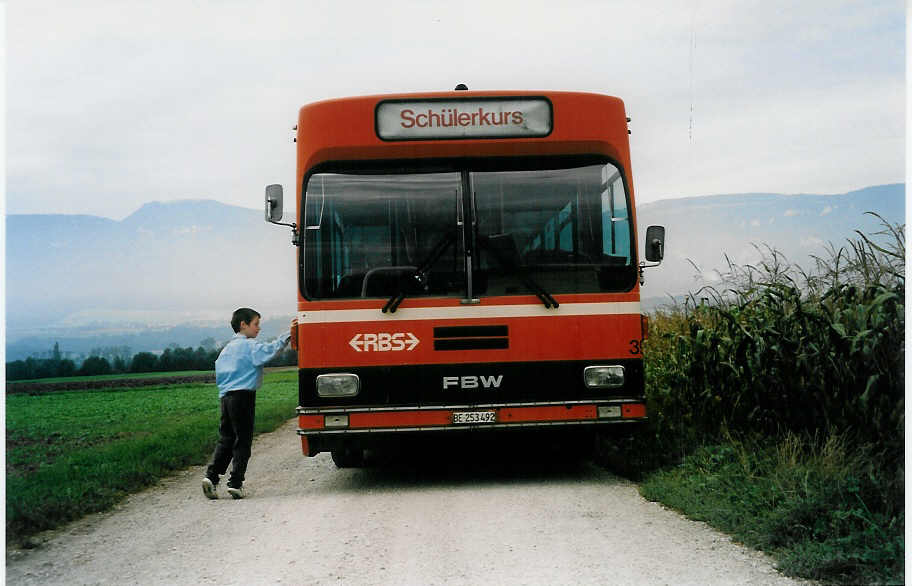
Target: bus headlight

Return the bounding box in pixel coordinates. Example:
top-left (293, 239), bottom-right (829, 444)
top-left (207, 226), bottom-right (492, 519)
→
top-left (583, 365), bottom-right (625, 389)
top-left (316, 373), bottom-right (360, 397)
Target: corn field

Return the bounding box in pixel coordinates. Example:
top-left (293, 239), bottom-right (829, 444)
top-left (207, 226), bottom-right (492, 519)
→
top-left (636, 214), bottom-right (905, 584)
top-left (645, 214), bottom-right (904, 465)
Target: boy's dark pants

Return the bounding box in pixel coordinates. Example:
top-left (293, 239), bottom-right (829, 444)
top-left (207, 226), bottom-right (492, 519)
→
top-left (205, 390), bottom-right (256, 489)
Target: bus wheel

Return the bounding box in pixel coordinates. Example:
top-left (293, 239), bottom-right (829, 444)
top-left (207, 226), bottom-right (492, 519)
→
top-left (331, 446), bottom-right (365, 468)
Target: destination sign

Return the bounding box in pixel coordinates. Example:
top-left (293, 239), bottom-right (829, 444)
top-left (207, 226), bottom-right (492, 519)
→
top-left (376, 98), bottom-right (552, 140)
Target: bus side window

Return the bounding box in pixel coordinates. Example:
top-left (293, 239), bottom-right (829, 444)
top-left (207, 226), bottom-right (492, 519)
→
top-left (331, 211), bottom-right (345, 288)
top-left (558, 202), bottom-right (573, 253)
top-left (544, 217), bottom-right (556, 250)
top-left (601, 174), bottom-right (631, 263)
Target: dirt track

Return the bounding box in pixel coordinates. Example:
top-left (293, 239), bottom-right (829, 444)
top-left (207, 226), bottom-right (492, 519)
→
top-left (6, 419), bottom-right (814, 585)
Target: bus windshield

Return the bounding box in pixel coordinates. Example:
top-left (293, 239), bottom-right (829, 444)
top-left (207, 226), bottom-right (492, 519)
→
top-left (302, 162), bottom-right (636, 300)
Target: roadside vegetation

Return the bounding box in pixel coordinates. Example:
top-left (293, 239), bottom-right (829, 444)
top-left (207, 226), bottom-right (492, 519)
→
top-left (6, 370), bottom-right (299, 544)
top-left (634, 215), bottom-right (904, 585)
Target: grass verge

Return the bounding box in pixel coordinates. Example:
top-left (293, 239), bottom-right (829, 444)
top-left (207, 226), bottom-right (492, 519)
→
top-left (6, 370), bottom-right (298, 544)
top-left (637, 432), bottom-right (904, 585)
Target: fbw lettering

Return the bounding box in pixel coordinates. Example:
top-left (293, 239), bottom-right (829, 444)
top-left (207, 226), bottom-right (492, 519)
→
top-left (442, 375), bottom-right (504, 390)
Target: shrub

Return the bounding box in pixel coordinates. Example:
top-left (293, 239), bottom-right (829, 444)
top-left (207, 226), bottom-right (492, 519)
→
top-left (78, 356), bottom-right (112, 376)
top-left (129, 352), bottom-right (159, 373)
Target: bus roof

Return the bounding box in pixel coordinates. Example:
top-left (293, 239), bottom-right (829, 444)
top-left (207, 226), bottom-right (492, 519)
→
top-left (295, 90), bottom-right (633, 186)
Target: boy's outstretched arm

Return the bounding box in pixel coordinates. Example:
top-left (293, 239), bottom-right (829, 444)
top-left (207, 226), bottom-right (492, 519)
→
top-left (250, 330), bottom-right (292, 367)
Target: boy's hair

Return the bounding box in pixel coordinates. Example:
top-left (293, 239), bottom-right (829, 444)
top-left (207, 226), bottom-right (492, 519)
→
top-left (231, 308), bottom-right (261, 333)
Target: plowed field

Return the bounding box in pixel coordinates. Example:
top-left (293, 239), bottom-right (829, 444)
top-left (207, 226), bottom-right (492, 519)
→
top-left (6, 374), bottom-right (215, 394)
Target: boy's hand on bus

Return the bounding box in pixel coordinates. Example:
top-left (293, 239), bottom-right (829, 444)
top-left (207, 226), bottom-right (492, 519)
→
top-left (289, 319), bottom-right (298, 349)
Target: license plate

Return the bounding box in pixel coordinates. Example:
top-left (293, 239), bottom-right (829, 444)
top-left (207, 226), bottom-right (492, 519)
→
top-left (452, 411), bottom-right (497, 424)
top-left (598, 406), bottom-right (622, 418)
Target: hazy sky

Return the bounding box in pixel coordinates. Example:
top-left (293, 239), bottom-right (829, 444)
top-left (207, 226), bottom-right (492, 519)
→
top-left (6, 1), bottom-right (906, 220)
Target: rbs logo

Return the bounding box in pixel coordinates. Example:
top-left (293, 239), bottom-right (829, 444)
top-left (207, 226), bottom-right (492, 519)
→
top-left (349, 332), bottom-right (419, 352)
top-left (442, 375), bottom-right (504, 390)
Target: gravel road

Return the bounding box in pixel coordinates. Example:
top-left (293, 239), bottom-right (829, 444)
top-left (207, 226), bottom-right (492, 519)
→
top-left (6, 419), bottom-right (813, 585)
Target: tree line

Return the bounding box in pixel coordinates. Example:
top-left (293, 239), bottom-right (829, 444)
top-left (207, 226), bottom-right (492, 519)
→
top-left (6, 342), bottom-right (297, 381)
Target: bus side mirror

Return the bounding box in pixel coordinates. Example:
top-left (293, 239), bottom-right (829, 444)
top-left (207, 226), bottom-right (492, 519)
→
top-left (645, 225), bottom-right (665, 262)
top-left (265, 184), bottom-right (284, 223)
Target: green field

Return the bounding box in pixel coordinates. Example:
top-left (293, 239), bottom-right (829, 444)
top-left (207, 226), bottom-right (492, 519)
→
top-left (6, 370), bottom-right (299, 543)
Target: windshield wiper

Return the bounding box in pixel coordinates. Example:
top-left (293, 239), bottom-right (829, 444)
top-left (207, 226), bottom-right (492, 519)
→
top-left (382, 231), bottom-right (558, 312)
top-left (382, 232), bottom-right (456, 313)
top-left (476, 234), bottom-right (559, 309)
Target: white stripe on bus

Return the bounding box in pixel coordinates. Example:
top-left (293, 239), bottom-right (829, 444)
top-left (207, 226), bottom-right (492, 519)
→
top-left (296, 301), bottom-right (641, 323)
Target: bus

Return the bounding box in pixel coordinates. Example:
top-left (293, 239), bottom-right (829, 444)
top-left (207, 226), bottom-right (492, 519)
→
top-left (265, 87), bottom-right (665, 467)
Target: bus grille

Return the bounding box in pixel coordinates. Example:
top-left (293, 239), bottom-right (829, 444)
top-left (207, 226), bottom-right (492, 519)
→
top-left (433, 325), bottom-right (509, 351)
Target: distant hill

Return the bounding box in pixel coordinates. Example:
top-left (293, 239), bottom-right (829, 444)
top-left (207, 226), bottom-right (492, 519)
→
top-left (5, 185), bottom-right (905, 359)
top-left (636, 184), bottom-right (905, 306)
top-left (6, 200), bottom-right (298, 359)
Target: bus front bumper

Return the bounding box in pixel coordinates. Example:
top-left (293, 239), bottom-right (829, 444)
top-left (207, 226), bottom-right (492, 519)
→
top-left (296, 400), bottom-right (646, 455)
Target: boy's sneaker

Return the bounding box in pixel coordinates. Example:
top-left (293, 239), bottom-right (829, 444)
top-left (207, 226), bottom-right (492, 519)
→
top-left (227, 485), bottom-right (247, 499)
top-left (201, 477), bottom-right (218, 500)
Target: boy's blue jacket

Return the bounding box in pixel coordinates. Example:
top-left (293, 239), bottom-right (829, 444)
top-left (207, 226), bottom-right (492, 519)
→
top-left (215, 332), bottom-right (291, 397)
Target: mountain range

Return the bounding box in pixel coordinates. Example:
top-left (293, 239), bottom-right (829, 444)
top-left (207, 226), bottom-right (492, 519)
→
top-left (6, 200), bottom-right (297, 360)
top-left (5, 184), bottom-right (904, 361)
top-left (636, 183), bottom-right (905, 305)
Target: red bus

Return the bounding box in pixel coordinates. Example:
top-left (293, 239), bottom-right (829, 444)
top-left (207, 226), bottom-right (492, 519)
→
top-left (266, 87), bottom-right (665, 466)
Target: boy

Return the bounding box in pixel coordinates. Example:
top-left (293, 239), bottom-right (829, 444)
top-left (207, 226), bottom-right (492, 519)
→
top-left (202, 307), bottom-right (294, 499)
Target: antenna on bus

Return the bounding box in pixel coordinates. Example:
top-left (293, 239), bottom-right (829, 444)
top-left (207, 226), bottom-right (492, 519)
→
top-left (454, 83), bottom-right (468, 91)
